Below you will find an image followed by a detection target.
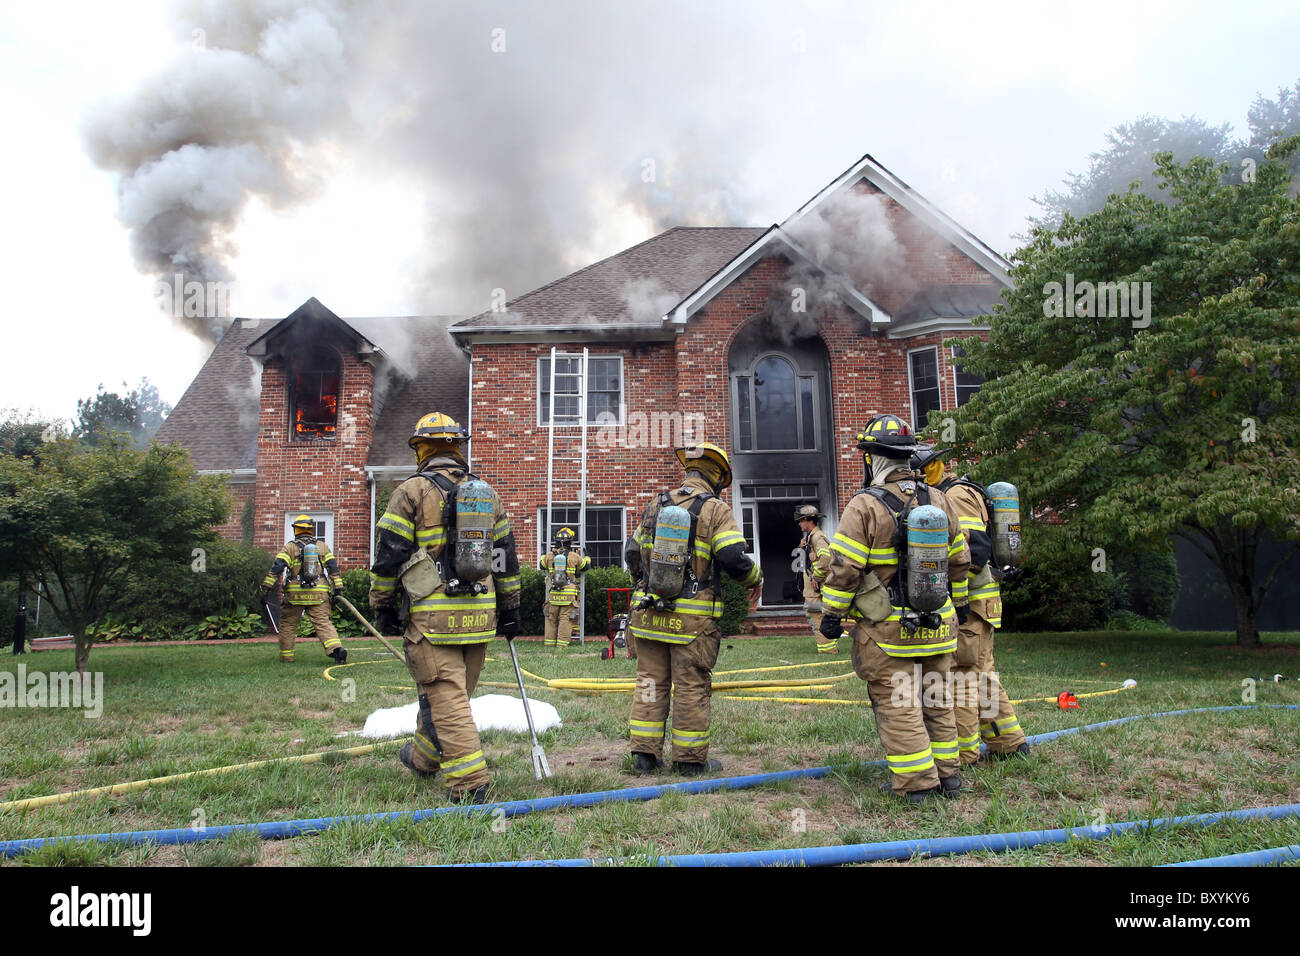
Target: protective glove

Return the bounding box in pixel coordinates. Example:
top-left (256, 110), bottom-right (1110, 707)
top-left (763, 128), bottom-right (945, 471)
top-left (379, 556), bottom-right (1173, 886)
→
top-left (819, 615), bottom-right (844, 643)
top-left (497, 606), bottom-right (521, 640)
top-left (333, 580), bottom-right (344, 596)
top-left (374, 606), bottom-right (401, 636)
top-left (956, 604), bottom-right (970, 625)
top-left (259, 586), bottom-right (272, 601)
top-left (999, 565), bottom-right (1022, 582)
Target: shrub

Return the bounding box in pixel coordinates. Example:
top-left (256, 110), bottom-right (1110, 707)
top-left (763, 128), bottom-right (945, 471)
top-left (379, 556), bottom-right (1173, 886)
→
top-left (100, 539), bottom-right (273, 639)
top-left (182, 608), bottom-right (265, 641)
top-left (718, 575), bottom-right (751, 636)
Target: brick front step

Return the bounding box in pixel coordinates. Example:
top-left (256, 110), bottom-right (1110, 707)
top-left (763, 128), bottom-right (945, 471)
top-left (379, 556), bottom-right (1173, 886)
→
top-left (748, 615), bottom-right (811, 635)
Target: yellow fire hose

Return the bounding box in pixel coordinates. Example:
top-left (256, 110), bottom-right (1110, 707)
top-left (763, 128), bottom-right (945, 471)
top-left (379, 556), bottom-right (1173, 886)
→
top-left (0, 740), bottom-right (400, 813)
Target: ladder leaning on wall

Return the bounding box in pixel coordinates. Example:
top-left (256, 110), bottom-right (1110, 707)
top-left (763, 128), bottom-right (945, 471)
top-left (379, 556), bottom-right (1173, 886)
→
top-left (544, 346), bottom-right (589, 644)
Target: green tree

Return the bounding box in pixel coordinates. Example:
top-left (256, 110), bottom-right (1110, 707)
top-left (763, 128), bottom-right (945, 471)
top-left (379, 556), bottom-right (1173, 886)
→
top-left (949, 139), bottom-right (1300, 649)
top-left (0, 436), bottom-right (230, 671)
top-left (1028, 115), bottom-right (1239, 231)
top-left (73, 378), bottom-right (171, 449)
top-left (1247, 79), bottom-right (1300, 181)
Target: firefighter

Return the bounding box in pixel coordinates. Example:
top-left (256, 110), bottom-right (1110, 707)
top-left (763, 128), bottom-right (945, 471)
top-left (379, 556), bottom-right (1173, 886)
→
top-left (796, 504), bottom-right (835, 654)
top-left (261, 514), bottom-right (346, 665)
top-left (368, 412), bottom-right (521, 804)
top-left (819, 415), bottom-right (971, 803)
top-left (624, 443), bottom-right (762, 775)
top-left (540, 527), bottom-right (590, 648)
top-left (914, 446), bottom-right (1029, 763)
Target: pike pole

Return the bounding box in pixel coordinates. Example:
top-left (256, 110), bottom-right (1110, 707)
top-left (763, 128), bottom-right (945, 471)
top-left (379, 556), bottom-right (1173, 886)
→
top-left (333, 594), bottom-right (406, 664)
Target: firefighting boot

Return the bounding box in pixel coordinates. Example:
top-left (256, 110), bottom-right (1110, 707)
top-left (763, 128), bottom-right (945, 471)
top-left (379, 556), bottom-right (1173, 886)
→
top-left (632, 752), bottom-right (664, 774)
top-left (939, 773), bottom-right (962, 799)
top-left (880, 782), bottom-right (942, 804)
top-left (450, 784), bottom-right (491, 805)
top-left (985, 742), bottom-right (1032, 762)
top-left (672, 758), bottom-right (723, 776)
top-left (398, 743), bottom-right (438, 779)
top-left (329, 646), bottom-right (348, 665)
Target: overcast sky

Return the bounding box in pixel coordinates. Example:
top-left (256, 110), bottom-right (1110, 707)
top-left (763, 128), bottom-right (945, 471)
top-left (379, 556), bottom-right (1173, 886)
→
top-left (2, 0), bottom-right (1298, 423)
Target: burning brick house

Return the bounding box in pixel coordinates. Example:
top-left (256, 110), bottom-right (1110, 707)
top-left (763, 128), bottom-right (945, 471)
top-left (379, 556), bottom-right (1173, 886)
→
top-left (156, 154), bottom-right (1011, 612)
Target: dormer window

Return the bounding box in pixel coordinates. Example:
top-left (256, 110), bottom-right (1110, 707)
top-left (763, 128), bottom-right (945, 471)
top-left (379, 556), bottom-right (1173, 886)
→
top-left (291, 348), bottom-right (341, 440)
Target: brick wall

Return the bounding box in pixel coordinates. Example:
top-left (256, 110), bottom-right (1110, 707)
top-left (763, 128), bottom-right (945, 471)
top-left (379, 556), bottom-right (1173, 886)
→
top-left (252, 345), bottom-right (375, 570)
top-left (215, 481), bottom-right (255, 544)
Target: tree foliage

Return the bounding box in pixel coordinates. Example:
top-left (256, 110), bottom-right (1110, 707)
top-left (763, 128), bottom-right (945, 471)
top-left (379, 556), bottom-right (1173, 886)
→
top-left (73, 378), bottom-right (171, 449)
top-left (0, 437), bottom-right (230, 670)
top-left (948, 140), bottom-right (1300, 647)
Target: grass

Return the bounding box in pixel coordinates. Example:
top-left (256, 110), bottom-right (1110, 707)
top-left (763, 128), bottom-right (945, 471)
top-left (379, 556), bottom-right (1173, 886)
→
top-left (1, 630), bottom-right (1299, 866)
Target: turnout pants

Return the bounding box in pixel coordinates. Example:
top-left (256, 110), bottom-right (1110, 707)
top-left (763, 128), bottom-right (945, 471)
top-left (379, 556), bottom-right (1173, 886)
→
top-left (850, 626), bottom-right (959, 795)
top-left (954, 614), bottom-right (1024, 762)
top-left (403, 637), bottom-right (490, 795)
top-left (544, 601), bottom-right (577, 647)
top-left (278, 602), bottom-right (342, 661)
top-left (628, 623), bottom-right (722, 765)
top-left (806, 606), bottom-right (836, 654)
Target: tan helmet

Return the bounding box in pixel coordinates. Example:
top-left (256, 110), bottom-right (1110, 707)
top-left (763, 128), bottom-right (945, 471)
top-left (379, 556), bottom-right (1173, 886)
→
top-left (675, 442), bottom-right (733, 490)
top-left (794, 504), bottom-right (823, 522)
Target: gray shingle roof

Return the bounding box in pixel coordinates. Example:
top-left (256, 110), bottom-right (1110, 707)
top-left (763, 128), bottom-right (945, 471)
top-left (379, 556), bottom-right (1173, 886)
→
top-left (893, 283), bottom-right (1004, 329)
top-left (154, 319), bottom-right (265, 471)
top-left (452, 226), bottom-right (767, 331)
top-left (154, 311), bottom-right (470, 472)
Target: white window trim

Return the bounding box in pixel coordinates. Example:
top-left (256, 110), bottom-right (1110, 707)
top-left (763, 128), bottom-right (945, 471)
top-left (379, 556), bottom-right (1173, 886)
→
top-left (537, 504), bottom-right (626, 562)
top-left (537, 354), bottom-right (625, 428)
top-left (284, 511), bottom-right (333, 549)
top-left (906, 345), bottom-right (941, 429)
top-left (951, 344), bottom-right (982, 406)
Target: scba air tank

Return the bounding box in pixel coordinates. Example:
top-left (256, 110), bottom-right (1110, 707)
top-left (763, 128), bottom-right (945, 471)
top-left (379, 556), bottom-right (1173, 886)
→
top-left (454, 478), bottom-right (496, 583)
top-left (647, 504), bottom-right (692, 599)
top-left (300, 541), bottom-right (320, 585)
top-left (906, 505), bottom-right (949, 613)
top-left (986, 482), bottom-right (1022, 567)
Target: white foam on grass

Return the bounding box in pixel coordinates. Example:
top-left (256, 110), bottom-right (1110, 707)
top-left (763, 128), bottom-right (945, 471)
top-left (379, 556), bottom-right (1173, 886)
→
top-left (361, 694), bottom-right (562, 739)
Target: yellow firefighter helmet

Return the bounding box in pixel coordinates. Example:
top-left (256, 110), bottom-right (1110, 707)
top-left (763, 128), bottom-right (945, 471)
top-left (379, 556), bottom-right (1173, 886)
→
top-left (675, 442), bottom-right (733, 490)
top-left (292, 513), bottom-right (315, 535)
top-left (409, 412), bottom-right (469, 464)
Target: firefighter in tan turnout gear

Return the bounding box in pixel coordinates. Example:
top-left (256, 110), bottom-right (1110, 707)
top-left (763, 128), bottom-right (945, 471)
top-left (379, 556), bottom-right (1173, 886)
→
top-left (796, 504), bottom-right (835, 654)
top-left (624, 443), bottom-right (762, 775)
top-left (819, 415), bottom-right (971, 803)
top-left (914, 446), bottom-right (1029, 762)
top-left (368, 412), bottom-right (522, 804)
top-left (540, 527), bottom-right (590, 648)
top-left (261, 514), bottom-right (346, 665)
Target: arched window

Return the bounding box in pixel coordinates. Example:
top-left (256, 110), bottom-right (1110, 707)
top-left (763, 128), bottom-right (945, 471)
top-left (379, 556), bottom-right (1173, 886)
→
top-left (290, 347), bottom-right (341, 440)
top-left (734, 353), bottom-right (817, 451)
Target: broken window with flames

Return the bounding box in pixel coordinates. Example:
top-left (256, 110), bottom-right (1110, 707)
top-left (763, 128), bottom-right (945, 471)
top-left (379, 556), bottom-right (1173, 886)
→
top-left (290, 349), bottom-right (341, 439)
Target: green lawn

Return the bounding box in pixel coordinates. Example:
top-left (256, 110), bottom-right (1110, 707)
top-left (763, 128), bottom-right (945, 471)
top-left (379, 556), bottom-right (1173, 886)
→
top-left (1, 630), bottom-right (1298, 866)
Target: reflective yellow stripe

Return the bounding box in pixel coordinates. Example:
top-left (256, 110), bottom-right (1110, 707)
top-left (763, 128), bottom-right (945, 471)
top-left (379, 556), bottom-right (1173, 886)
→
top-left (630, 625), bottom-right (694, 645)
top-left (886, 748), bottom-right (935, 773)
top-left (830, 533), bottom-right (870, 564)
top-left (930, 740), bottom-right (958, 759)
top-left (378, 514), bottom-right (415, 542)
top-left (442, 750), bottom-right (487, 779)
top-left (414, 732), bottom-right (441, 762)
top-left (416, 528), bottom-right (447, 547)
top-left (876, 637), bottom-right (958, 656)
top-left (948, 531), bottom-right (966, 556)
top-left (958, 516), bottom-right (985, 531)
top-left (958, 734), bottom-right (981, 752)
top-left (410, 594), bottom-right (497, 612)
top-left (493, 519), bottom-right (511, 542)
top-left (712, 530), bottom-right (745, 550)
top-left (739, 562), bottom-right (761, 587)
top-left (671, 729), bottom-right (709, 746)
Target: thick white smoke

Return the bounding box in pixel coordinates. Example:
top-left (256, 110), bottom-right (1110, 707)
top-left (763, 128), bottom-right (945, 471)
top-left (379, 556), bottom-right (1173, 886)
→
top-left (82, 0), bottom-right (372, 342)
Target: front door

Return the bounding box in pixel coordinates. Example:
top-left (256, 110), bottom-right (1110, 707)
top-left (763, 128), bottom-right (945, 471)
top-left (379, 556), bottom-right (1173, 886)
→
top-left (728, 322), bottom-right (835, 610)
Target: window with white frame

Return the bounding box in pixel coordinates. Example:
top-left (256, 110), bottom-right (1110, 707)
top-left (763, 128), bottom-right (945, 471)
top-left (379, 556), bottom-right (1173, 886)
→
top-left (951, 345), bottom-right (985, 406)
top-left (538, 505), bottom-right (625, 566)
top-left (538, 355), bottom-right (624, 425)
top-left (284, 511), bottom-right (333, 548)
top-left (908, 347), bottom-right (941, 430)
top-left (733, 354), bottom-right (818, 451)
